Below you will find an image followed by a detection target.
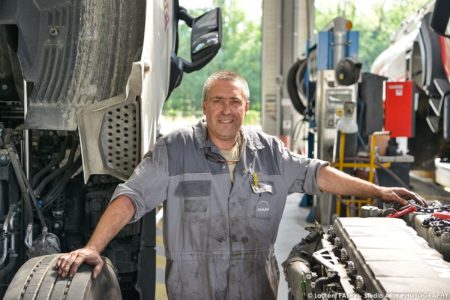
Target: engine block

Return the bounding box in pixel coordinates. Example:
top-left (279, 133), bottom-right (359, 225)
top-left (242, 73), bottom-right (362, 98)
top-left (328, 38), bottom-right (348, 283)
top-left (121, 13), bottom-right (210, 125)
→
top-left (322, 217), bottom-right (450, 299)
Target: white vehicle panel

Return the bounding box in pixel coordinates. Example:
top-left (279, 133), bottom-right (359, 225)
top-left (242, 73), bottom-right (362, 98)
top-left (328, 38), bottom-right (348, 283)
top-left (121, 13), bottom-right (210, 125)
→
top-left (140, 0), bottom-right (174, 154)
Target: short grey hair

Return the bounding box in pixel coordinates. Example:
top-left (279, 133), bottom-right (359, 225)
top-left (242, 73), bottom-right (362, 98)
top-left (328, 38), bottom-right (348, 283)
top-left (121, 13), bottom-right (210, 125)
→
top-left (202, 71), bottom-right (250, 101)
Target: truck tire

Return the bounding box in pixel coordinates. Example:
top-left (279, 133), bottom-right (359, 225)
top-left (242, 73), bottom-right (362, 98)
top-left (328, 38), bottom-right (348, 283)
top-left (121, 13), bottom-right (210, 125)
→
top-left (410, 12), bottom-right (445, 97)
top-left (287, 59), bottom-right (307, 115)
top-left (3, 254), bottom-right (122, 300)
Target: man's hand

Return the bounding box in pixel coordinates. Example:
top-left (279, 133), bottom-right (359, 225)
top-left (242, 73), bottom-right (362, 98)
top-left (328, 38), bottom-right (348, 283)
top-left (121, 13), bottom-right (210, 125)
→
top-left (55, 247), bottom-right (104, 279)
top-left (377, 186), bottom-right (427, 207)
top-left (54, 195), bottom-right (135, 279)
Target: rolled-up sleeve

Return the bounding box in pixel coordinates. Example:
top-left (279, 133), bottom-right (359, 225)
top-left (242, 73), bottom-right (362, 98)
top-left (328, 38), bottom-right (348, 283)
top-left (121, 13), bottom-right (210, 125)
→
top-left (111, 139), bottom-right (169, 222)
top-left (281, 146), bottom-right (329, 195)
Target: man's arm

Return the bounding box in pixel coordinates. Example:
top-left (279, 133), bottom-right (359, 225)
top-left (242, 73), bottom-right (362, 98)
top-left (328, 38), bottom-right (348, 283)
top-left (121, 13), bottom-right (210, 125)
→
top-left (55, 195), bottom-right (135, 278)
top-left (317, 165), bottom-right (426, 206)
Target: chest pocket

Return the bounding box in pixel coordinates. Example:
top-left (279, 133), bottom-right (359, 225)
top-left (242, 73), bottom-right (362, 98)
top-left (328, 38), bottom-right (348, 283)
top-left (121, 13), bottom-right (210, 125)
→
top-left (176, 180), bottom-right (211, 216)
top-left (252, 190), bottom-right (276, 219)
top-left (247, 175), bottom-right (276, 219)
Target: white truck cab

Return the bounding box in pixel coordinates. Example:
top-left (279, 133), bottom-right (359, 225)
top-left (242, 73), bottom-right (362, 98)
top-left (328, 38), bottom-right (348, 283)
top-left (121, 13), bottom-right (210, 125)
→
top-left (0, 0), bottom-right (221, 298)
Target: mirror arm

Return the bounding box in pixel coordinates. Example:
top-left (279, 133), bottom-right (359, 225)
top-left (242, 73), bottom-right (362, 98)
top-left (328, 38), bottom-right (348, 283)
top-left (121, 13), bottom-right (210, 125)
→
top-left (178, 7), bottom-right (193, 27)
top-left (181, 56), bottom-right (217, 74)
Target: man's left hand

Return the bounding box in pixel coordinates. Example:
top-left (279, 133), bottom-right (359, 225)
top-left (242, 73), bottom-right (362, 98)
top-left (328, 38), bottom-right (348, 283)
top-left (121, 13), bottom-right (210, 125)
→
top-left (377, 186), bottom-right (427, 207)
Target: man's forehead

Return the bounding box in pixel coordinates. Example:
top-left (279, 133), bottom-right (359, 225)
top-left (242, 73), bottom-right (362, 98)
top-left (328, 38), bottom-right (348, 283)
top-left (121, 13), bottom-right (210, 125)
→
top-left (209, 80), bottom-right (246, 97)
top-left (211, 79), bottom-right (241, 88)
top-left (211, 94), bottom-right (243, 99)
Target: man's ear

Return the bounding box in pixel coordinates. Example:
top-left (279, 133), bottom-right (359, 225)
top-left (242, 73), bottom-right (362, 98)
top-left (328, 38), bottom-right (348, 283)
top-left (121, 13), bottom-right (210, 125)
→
top-left (202, 100), bottom-right (207, 113)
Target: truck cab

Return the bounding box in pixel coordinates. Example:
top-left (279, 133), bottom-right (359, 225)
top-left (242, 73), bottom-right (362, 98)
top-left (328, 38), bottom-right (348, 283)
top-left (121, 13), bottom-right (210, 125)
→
top-left (0, 0), bottom-right (221, 298)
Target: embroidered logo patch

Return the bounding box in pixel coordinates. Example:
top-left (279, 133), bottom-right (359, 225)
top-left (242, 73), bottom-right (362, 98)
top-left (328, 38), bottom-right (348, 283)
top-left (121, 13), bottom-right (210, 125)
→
top-left (256, 200), bottom-right (270, 213)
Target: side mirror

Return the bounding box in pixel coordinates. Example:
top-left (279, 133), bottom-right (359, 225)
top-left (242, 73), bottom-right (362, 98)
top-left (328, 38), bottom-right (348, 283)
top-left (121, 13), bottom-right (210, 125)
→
top-left (168, 7), bottom-right (222, 98)
top-left (185, 8), bottom-right (222, 73)
top-left (430, 0), bottom-right (450, 38)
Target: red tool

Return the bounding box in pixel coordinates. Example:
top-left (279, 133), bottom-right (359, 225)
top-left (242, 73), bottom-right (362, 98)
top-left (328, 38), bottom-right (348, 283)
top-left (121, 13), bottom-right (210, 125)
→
top-left (432, 211), bottom-right (450, 220)
top-left (387, 205), bottom-right (417, 218)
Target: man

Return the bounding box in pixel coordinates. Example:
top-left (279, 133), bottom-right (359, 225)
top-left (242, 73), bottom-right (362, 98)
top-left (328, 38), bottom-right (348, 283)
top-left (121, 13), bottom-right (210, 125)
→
top-left (56, 71), bottom-right (425, 299)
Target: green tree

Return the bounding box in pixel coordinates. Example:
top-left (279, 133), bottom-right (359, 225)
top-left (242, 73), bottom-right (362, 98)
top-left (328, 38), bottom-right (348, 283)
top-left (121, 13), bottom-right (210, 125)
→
top-left (315, 0), bottom-right (431, 71)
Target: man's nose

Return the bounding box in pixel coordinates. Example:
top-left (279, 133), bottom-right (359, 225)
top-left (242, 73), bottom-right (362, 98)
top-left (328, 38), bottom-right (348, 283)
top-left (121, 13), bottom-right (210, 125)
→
top-left (221, 101), bottom-right (231, 113)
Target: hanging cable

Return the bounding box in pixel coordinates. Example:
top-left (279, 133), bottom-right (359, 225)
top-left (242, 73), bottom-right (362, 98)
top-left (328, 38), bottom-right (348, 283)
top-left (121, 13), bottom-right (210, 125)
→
top-left (32, 135), bottom-right (70, 188)
top-left (7, 144), bottom-right (48, 233)
top-left (34, 137), bottom-right (78, 196)
top-left (42, 155), bottom-right (82, 211)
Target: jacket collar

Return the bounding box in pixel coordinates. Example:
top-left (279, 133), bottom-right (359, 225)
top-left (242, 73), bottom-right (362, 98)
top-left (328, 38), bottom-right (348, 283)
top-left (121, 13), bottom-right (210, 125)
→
top-left (193, 119), bottom-right (265, 151)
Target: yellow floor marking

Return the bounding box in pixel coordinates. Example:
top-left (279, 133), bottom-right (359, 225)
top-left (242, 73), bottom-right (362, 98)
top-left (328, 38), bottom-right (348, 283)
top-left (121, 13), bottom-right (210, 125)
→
top-left (156, 254), bottom-right (166, 269)
top-left (155, 282), bottom-right (168, 300)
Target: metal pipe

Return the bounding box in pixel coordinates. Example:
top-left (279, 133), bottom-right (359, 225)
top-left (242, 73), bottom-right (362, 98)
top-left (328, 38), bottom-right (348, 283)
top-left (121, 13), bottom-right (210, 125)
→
top-left (0, 180), bottom-right (4, 220)
top-left (332, 17), bottom-right (347, 68)
top-left (0, 205), bottom-right (16, 267)
top-left (25, 224), bottom-right (33, 249)
top-left (9, 210), bottom-right (16, 252)
top-left (313, 273), bottom-right (340, 294)
top-left (23, 79), bottom-right (30, 179)
top-left (0, 125), bottom-right (4, 148)
top-left (2, 204), bottom-right (14, 234)
top-left (0, 237), bottom-right (7, 268)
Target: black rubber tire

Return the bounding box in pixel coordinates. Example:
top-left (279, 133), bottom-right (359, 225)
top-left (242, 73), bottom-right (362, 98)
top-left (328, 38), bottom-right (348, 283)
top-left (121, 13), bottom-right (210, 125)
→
top-left (286, 59), bottom-right (307, 115)
top-left (416, 13), bottom-right (446, 97)
top-left (3, 254), bottom-right (122, 300)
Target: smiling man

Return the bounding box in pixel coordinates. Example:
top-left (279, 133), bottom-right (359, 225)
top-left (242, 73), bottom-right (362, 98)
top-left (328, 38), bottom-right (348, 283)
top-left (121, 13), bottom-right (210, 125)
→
top-left (56, 71), bottom-right (426, 300)
top-left (202, 73), bottom-right (249, 149)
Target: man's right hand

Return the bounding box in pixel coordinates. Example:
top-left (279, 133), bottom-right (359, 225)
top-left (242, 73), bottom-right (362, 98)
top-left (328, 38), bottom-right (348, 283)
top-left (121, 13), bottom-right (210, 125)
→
top-left (54, 196), bottom-right (135, 279)
top-left (55, 247), bottom-right (104, 279)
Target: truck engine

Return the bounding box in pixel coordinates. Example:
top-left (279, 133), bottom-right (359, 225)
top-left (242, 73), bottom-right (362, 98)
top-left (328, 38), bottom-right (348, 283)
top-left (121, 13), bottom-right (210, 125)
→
top-left (284, 202), bottom-right (450, 300)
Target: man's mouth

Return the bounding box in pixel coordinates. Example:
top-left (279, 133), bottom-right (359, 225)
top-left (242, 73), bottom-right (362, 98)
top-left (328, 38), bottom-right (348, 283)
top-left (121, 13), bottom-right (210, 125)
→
top-left (219, 119), bottom-right (233, 124)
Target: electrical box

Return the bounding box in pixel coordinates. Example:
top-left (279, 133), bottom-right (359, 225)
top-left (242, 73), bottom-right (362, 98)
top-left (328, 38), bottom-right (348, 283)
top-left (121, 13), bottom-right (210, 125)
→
top-left (384, 81), bottom-right (416, 138)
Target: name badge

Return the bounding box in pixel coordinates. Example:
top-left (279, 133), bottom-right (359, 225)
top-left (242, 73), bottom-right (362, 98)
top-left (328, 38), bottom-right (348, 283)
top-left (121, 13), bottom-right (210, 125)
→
top-left (250, 172), bottom-right (273, 194)
top-left (251, 183), bottom-right (273, 194)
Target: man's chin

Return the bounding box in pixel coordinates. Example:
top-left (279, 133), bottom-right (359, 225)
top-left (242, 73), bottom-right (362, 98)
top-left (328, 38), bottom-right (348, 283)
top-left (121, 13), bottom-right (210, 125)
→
top-left (217, 125), bottom-right (235, 133)
top-left (217, 131), bottom-right (239, 141)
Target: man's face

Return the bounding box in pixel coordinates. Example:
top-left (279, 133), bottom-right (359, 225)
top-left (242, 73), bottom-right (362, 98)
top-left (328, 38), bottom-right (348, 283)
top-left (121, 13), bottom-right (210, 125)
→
top-left (202, 79), bottom-right (249, 149)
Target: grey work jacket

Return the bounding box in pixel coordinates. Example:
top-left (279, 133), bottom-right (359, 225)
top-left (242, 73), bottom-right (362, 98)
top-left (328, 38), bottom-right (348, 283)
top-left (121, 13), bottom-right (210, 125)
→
top-left (112, 120), bottom-right (327, 300)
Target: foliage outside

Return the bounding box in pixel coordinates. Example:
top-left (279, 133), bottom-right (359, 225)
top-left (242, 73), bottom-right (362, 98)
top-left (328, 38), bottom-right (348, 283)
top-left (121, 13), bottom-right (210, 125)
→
top-left (164, 0), bottom-right (433, 125)
top-left (314, 0), bottom-right (431, 71)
